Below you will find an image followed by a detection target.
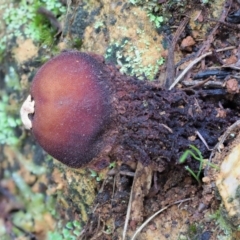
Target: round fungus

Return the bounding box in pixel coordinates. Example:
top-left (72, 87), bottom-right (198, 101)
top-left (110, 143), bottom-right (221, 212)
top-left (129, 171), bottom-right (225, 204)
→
top-left (29, 51), bottom-right (112, 168)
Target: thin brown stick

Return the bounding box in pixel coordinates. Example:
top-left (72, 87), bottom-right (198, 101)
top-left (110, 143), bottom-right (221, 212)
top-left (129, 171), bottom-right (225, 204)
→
top-left (169, 52), bottom-right (212, 90)
top-left (163, 16), bottom-right (190, 88)
top-left (169, 0), bottom-right (232, 90)
top-left (182, 77), bottom-right (214, 90)
top-left (176, 46), bottom-right (235, 69)
top-left (182, 80), bottom-right (223, 88)
top-left (208, 18), bottom-right (240, 31)
top-left (122, 183), bottom-right (134, 240)
top-left (170, 46), bottom-right (236, 90)
top-left (37, 7), bottom-right (62, 36)
top-left (196, 130), bottom-right (213, 151)
top-left (215, 120), bottom-right (240, 152)
top-left (208, 119), bottom-right (240, 172)
top-left (195, 0), bottom-right (232, 57)
top-left (120, 171), bottom-right (135, 177)
top-left (131, 198), bottom-right (192, 240)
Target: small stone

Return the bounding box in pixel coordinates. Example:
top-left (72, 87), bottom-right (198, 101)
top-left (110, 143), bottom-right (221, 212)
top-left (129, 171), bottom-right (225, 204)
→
top-left (181, 36), bottom-right (196, 51)
top-left (202, 177), bottom-right (210, 183)
top-left (225, 78), bottom-right (239, 94)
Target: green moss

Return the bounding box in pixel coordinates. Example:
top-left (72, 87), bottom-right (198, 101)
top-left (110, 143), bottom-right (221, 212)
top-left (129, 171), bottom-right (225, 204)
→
top-left (47, 232), bottom-right (63, 240)
top-left (129, 0), bottom-right (161, 13)
top-left (105, 38), bottom-right (164, 80)
top-left (47, 220), bottom-right (82, 240)
top-left (186, 223), bottom-right (199, 239)
top-left (72, 38), bottom-right (83, 49)
top-left (2, 153), bottom-right (87, 239)
top-left (8, 173), bottom-right (58, 235)
top-left (128, 0), bottom-right (197, 30)
top-left (209, 209), bottom-right (232, 238)
top-left (185, 223), bottom-right (209, 240)
top-left (0, 0), bottom-right (66, 55)
top-left (0, 99), bottom-right (21, 145)
top-left (189, 224), bottom-right (198, 234)
top-left (94, 20), bottom-right (105, 29)
top-left (148, 13), bottom-right (164, 28)
top-left (0, 67), bottom-right (22, 146)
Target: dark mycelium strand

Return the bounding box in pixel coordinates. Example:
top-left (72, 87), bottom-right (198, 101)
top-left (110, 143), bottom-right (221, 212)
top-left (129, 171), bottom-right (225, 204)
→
top-left (106, 73), bottom-right (239, 170)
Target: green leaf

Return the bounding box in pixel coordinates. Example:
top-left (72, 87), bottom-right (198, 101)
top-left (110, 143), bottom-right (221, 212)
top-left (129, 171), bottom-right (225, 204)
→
top-left (73, 220), bottom-right (81, 229)
top-left (179, 150), bottom-right (191, 163)
top-left (66, 222), bottom-right (73, 230)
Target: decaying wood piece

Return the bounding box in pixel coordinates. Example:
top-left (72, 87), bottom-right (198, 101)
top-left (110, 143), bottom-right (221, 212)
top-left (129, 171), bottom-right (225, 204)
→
top-left (216, 139), bottom-right (240, 228)
top-left (122, 162), bottom-right (152, 240)
top-left (204, 126), bottom-right (240, 229)
top-left (130, 162), bottom-right (152, 225)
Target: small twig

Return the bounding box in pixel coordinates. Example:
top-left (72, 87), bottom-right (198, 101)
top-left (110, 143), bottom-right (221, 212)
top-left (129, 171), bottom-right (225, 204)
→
top-left (215, 46), bottom-right (236, 52)
top-left (153, 171), bottom-right (159, 192)
top-left (194, 10), bottom-right (202, 21)
top-left (111, 173), bottom-right (117, 207)
top-left (169, 45), bottom-right (236, 90)
top-left (182, 80), bottom-right (214, 87)
top-left (99, 175), bottom-right (108, 193)
top-left (208, 119), bottom-right (240, 171)
top-left (120, 171), bottom-right (135, 177)
top-left (122, 184), bottom-right (133, 240)
top-left (215, 119), bottom-right (240, 152)
top-left (182, 80), bottom-right (228, 88)
top-left (123, 162), bottom-right (152, 240)
top-left (176, 46), bottom-right (235, 69)
top-left (195, 0), bottom-right (232, 57)
top-left (37, 7), bottom-right (62, 36)
top-left (159, 123), bottom-right (173, 133)
top-left (164, 16), bottom-right (190, 88)
top-left (92, 203), bottom-right (99, 214)
top-left (130, 198), bottom-right (192, 240)
top-left (212, 48), bottom-right (225, 65)
top-left (195, 130), bottom-right (213, 151)
top-left (175, 52), bottom-right (197, 69)
top-left (182, 77), bottom-right (214, 90)
top-left (194, 98), bottom-right (202, 113)
top-left (208, 18), bottom-right (240, 31)
top-left (170, 1), bottom-right (232, 90)
top-left (169, 52), bottom-right (212, 90)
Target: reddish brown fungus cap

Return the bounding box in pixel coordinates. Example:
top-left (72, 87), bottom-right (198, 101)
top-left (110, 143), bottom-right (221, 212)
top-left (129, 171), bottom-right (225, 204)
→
top-left (30, 51), bottom-right (111, 168)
